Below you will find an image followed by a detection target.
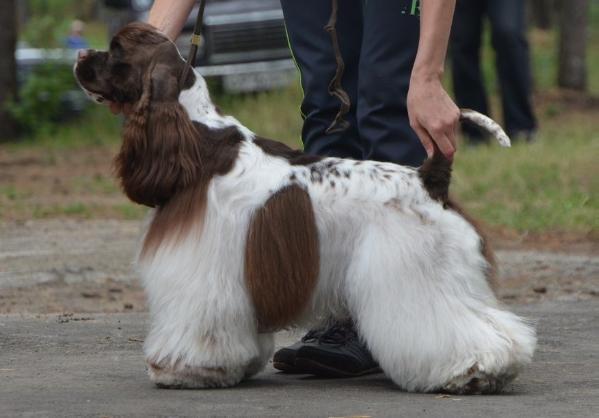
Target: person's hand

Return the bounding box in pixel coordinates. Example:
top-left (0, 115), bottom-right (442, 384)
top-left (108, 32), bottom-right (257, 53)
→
top-left (107, 101), bottom-right (133, 116)
top-left (407, 74), bottom-right (460, 160)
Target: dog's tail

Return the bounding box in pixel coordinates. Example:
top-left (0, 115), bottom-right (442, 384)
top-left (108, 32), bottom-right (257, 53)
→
top-left (418, 109), bottom-right (510, 204)
top-left (459, 109), bottom-right (511, 147)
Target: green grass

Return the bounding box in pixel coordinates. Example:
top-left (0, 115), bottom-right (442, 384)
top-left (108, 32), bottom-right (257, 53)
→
top-left (216, 84), bottom-right (304, 145)
top-left (71, 174), bottom-right (120, 195)
top-left (452, 113), bottom-right (598, 233)
top-left (32, 202), bottom-right (92, 218)
top-left (115, 203), bottom-right (147, 220)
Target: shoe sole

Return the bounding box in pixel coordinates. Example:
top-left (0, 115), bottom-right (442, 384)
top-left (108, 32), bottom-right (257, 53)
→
top-left (273, 361), bottom-right (303, 374)
top-left (294, 357), bottom-right (383, 378)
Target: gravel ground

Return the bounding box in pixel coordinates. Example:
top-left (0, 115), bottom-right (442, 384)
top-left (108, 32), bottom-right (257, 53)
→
top-left (0, 219), bottom-right (598, 313)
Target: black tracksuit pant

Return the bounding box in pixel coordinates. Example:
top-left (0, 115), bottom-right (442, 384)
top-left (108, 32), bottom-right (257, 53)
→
top-left (450, 0), bottom-right (537, 140)
top-left (280, 0), bottom-right (426, 167)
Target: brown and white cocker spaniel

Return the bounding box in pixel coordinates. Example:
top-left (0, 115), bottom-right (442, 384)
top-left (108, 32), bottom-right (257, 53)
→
top-left (74, 22), bottom-right (535, 394)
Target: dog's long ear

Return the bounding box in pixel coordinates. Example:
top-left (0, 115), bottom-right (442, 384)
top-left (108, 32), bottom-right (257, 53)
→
top-left (117, 63), bottom-right (205, 207)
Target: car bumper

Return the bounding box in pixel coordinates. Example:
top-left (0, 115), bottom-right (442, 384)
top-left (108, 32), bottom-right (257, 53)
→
top-left (195, 58), bottom-right (296, 77)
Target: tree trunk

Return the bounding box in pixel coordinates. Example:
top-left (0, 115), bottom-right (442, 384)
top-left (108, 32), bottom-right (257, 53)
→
top-left (0, 0), bottom-right (18, 140)
top-left (557, 0), bottom-right (589, 91)
top-left (530, 0), bottom-right (553, 30)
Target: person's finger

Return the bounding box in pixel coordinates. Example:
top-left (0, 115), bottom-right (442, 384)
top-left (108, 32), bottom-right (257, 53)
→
top-left (412, 124), bottom-right (435, 158)
top-left (434, 132), bottom-right (455, 160)
top-left (446, 122), bottom-right (458, 150)
top-left (449, 111), bottom-right (460, 148)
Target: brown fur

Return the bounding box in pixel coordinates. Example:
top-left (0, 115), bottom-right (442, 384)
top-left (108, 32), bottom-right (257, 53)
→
top-left (244, 185), bottom-right (320, 332)
top-left (117, 99), bottom-right (207, 207)
top-left (418, 146), bottom-right (452, 206)
top-left (140, 185), bottom-right (208, 259)
top-left (140, 124), bottom-right (244, 257)
top-left (75, 23), bottom-right (195, 104)
top-left (253, 137), bottom-right (324, 165)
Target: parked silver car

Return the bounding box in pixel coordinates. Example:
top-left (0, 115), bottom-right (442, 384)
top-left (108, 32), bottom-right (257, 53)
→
top-left (103, 0), bottom-right (296, 92)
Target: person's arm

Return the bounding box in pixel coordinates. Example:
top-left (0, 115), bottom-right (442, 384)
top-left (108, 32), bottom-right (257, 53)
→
top-left (108, 0), bottom-right (196, 114)
top-left (147, 0), bottom-right (196, 41)
top-left (407, 0), bottom-right (460, 160)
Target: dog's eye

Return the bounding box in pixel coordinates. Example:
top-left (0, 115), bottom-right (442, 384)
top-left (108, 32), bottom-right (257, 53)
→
top-left (112, 63), bottom-right (131, 78)
top-left (109, 40), bottom-right (125, 60)
top-left (110, 39), bottom-right (122, 52)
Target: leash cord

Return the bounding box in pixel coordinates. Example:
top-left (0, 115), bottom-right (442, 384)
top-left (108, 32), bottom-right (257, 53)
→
top-left (180, 0), bottom-right (207, 86)
top-left (324, 0), bottom-right (351, 134)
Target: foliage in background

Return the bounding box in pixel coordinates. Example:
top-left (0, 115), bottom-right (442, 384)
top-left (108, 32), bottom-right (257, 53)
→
top-left (21, 0), bottom-right (105, 48)
top-left (21, 15), bottom-right (67, 49)
top-left (11, 1), bottom-right (108, 136)
top-left (6, 62), bottom-right (80, 135)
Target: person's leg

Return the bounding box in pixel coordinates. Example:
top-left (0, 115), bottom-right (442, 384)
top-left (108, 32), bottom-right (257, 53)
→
top-left (280, 0), bottom-right (363, 158)
top-left (288, 0), bottom-right (425, 377)
top-left (487, 0), bottom-right (537, 138)
top-left (450, 0), bottom-right (489, 142)
top-left (356, 0), bottom-right (426, 166)
top-left (275, 0), bottom-right (380, 377)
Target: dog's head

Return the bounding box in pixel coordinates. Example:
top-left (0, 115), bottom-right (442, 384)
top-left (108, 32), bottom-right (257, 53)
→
top-left (74, 22), bottom-right (192, 105)
top-left (75, 23), bottom-right (206, 208)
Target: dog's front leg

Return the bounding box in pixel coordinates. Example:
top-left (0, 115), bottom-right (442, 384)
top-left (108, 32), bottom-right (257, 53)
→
top-left (138, 207), bottom-right (272, 389)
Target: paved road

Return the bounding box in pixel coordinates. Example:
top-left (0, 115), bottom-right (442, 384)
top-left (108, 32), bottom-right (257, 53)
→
top-left (1, 301), bottom-right (598, 418)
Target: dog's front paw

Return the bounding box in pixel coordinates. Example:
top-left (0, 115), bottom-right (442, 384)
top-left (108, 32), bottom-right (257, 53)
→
top-left (148, 361), bottom-right (245, 389)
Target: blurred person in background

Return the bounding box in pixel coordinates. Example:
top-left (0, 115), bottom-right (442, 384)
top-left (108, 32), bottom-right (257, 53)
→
top-left (64, 19), bottom-right (89, 49)
top-left (450, 0), bottom-right (537, 143)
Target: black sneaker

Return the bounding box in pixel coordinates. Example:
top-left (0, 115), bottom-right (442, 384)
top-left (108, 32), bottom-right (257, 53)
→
top-left (294, 320), bottom-right (382, 378)
top-left (273, 328), bottom-right (324, 373)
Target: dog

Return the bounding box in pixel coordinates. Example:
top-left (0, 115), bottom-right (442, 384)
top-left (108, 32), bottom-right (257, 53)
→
top-left (74, 22), bottom-right (536, 394)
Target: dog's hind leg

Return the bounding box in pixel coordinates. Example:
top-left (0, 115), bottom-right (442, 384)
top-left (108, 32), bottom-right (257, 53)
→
top-left (344, 217), bottom-right (536, 393)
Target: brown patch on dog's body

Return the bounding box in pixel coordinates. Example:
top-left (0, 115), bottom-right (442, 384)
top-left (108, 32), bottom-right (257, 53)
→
top-left (139, 124), bottom-right (245, 257)
top-left (244, 185), bottom-right (320, 332)
top-left (253, 137), bottom-right (324, 165)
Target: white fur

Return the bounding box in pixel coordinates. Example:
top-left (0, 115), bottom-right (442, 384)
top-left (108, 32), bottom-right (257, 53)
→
top-left (138, 70), bottom-right (536, 392)
top-left (461, 109), bottom-right (511, 147)
top-left (178, 75), bottom-right (254, 140)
